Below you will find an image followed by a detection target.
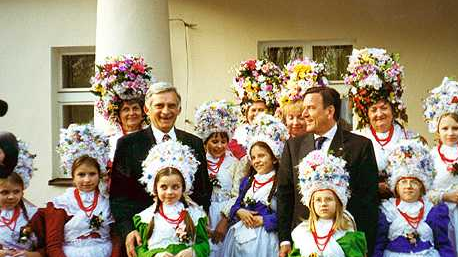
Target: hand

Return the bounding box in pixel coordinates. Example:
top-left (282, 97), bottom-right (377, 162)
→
top-left (443, 190), bottom-right (458, 203)
top-left (126, 230), bottom-right (142, 257)
top-left (236, 209), bottom-right (258, 228)
top-left (155, 252), bottom-right (174, 257)
top-left (212, 216), bottom-right (229, 244)
top-left (0, 249), bottom-right (14, 257)
top-left (175, 248), bottom-right (193, 257)
top-left (279, 244), bottom-right (292, 257)
top-left (252, 215), bottom-right (263, 228)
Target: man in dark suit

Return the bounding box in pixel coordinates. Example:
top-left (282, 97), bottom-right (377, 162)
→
top-left (110, 82), bottom-right (211, 257)
top-left (277, 86), bottom-right (378, 256)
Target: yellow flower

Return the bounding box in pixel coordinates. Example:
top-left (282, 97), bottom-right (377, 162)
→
top-left (361, 52), bottom-right (375, 65)
top-left (294, 64), bottom-right (312, 78)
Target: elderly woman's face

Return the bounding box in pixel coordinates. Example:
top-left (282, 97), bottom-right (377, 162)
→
top-left (119, 101), bottom-right (143, 133)
top-left (247, 101), bottom-right (267, 124)
top-left (367, 100), bottom-right (393, 132)
top-left (285, 109), bottom-right (307, 137)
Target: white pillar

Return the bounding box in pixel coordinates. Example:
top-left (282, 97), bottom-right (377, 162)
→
top-left (94, 0), bottom-right (173, 130)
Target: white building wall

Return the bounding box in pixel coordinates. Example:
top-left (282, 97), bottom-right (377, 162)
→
top-left (1, 0), bottom-right (457, 204)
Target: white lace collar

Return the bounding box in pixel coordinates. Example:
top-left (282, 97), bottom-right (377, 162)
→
top-left (0, 207), bottom-right (16, 219)
top-left (396, 199), bottom-right (424, 215)
top-left (161, 201), bottom-right (184, 219)
top-left (439, 143), bottom-right (458, 157)
top-left (254, 170), bottom-right (275, 181)
top-left (315, 218), bottom-right (334, 235)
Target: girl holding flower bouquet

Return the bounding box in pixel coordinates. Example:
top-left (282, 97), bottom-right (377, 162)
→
top-left (133, 140), bottom-right (209, 257)
top-left (288, 150), bottom-right (367, 257)
top-left (44, 124), bottom-right (120, 257)
top-left (424, 77), bottom-right (458, 254)
top-left (222, 114), bottom-right (289, 257)
top-left (194, 100), bottom-right (243, 257)
top-left (0, 133), bottom-right (45, 257)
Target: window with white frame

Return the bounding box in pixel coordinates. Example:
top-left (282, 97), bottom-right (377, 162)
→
top-left (50, 46), bottom-right (96, 184)
top-left (258, 40), bottom-right (353, 128)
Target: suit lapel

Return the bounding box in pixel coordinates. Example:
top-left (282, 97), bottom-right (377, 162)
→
top-left (145, 126), bottom-right (156, 147)
top-left (329, 125), bottom-right (346, 158)
top-left (298, 134), bottom-right (315, 162)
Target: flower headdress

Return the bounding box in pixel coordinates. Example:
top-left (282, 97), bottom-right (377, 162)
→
top-left (140, 141), bottom-right (199, 195)
top-left (386, 139), bottom-right (434, 192)
top-left (278, 58), bottom-right (328, 107)
top-left (423, 77), bottom-right (458, 133)
top-left (13, 139), bottom-right (36, 189)
top-left (194, 100), bottom-right (241, 141)
top-left (231, 59), bottom-right (282, 117)
top-left (91, 55), bottom-right (155, 125)
top-left (298, 150), bottom-right (350, 207)
top-left (344, 48), bottom-right (407, 129)
top-left (246, 113), bottom-right (289, 159)
top-left (57, 124), bottom-right (110, 176)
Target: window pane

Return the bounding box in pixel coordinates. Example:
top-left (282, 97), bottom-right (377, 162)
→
top-left (62, 105), bottom-right (94, 128)
top-left (62, 54), bottom-right (95, 88)
top-left (340, 97), bottom-right (353, 129)
top-left (313, 45), bottom-right (352, 81)
top-left (262, 46), bottom-right (303, 68)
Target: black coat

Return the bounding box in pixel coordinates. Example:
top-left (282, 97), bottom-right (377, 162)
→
top-left (277, 125), bottom-right (379, 255)
top-left (109, 126), bottom-right (211, 241)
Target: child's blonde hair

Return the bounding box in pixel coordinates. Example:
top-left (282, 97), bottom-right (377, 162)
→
top-left (146, 167), bottom-right (196, 241)
top-left (308, 190), bottom-right (353, 231)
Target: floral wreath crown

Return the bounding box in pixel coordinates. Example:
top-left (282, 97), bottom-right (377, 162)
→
top-left (56, 124), bottom-right (110, 176)
top-left (231, 59), bottom-right (282, 117)
top-left (140, 141), bottom-right (199, 195)
top-left (194, 100), bottom-right (241, 141)
top-left (278, 58), bottom-right (328, 107)
top-left (246, 113), bottom-right (289, 159)
top-left (13, 139), bottom-right (36, 189)
top-left (423, 77), bottom-right (458, 133)
top-left (386, 139), bottom-right (434, 192)
top-left (344, 48), bottom-right (407, 129)
top-left (91, 55), bottom-right (155, 126)
top-left (298, 150), bottom-right (350, 208)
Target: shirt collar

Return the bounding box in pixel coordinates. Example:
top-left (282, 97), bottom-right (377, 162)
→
top-left (314, 123), bottom-right (338, 141)
top-left (151, 126), bottom-right (177, 142)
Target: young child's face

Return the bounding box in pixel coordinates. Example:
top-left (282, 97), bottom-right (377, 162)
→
top-left (250, 145), bottom-right (275, 175)
top-left (156, 174), bottom-right (183, 205)
top-left (0, 181), bottom-right (23, 209)
top-left (396, 177), bottom-right (423, 203)
top-left (73, 162), bottom-right (100, 193)
top-left (312, 189), bottom-right (337, 220)
top-left (205, 133), bottom-right (228, 159)
top-left (438, 115), bottom-right (458, 147)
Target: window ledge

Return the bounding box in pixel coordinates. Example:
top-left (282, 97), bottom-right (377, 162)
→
top-left (48, 178), bottom-right (73, 187)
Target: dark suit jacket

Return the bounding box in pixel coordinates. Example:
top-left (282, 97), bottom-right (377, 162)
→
top-left (277, 125), bottom-right (379, 255)
top-left (109, 126), bottom-right (211, 241)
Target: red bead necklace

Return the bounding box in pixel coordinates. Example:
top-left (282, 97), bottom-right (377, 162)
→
top-left (74, 189), bottom-right (99, 218)
top-left (159, 203), bottom-right (187, 227)
top-left (396, 198), bottom-right (425, 229)
top-left (370, 125), bottom-right (394, 147)
top-left (437, 142), bottom-right (458, 164)
top-left (252, 176), bottom-right (274, 193)
top-left (0, 206), bottom-right (21, 232)
top-left (207, 155), bottom-right (225, 176)
top-left (311, 221), bottom-right (335, 252)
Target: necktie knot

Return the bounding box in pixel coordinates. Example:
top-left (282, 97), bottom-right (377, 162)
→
top-left (162, 134), bottom-right (171, 142)
top-left (315, 136), bottom-right (327, 150)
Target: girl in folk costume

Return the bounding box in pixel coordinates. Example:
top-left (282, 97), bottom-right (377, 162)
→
top-left (0, 134), bottom-right (45, 257)
top-left (222, 113), bottom-right (289, 257)
top-left (45, 124), bottom-right (119, 257)
top-left (194, 100), bottom-right (243, 257)
top-left (289, 150), bottom-right (367, 257)
top-left (374, 139), bottom-right (455, 257)
top-left (133, 140), bottom-right (209, 257)
top-left (230, 59), bottom-right (282, 159)
top-left (424, 77), bottom-right (458, 254)
top-left (91, 55), bottom-right (155, 161)
top-left (345, 48), bottom-right (419, 199)
top-left (277, 58), bottom-right (328, 138)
